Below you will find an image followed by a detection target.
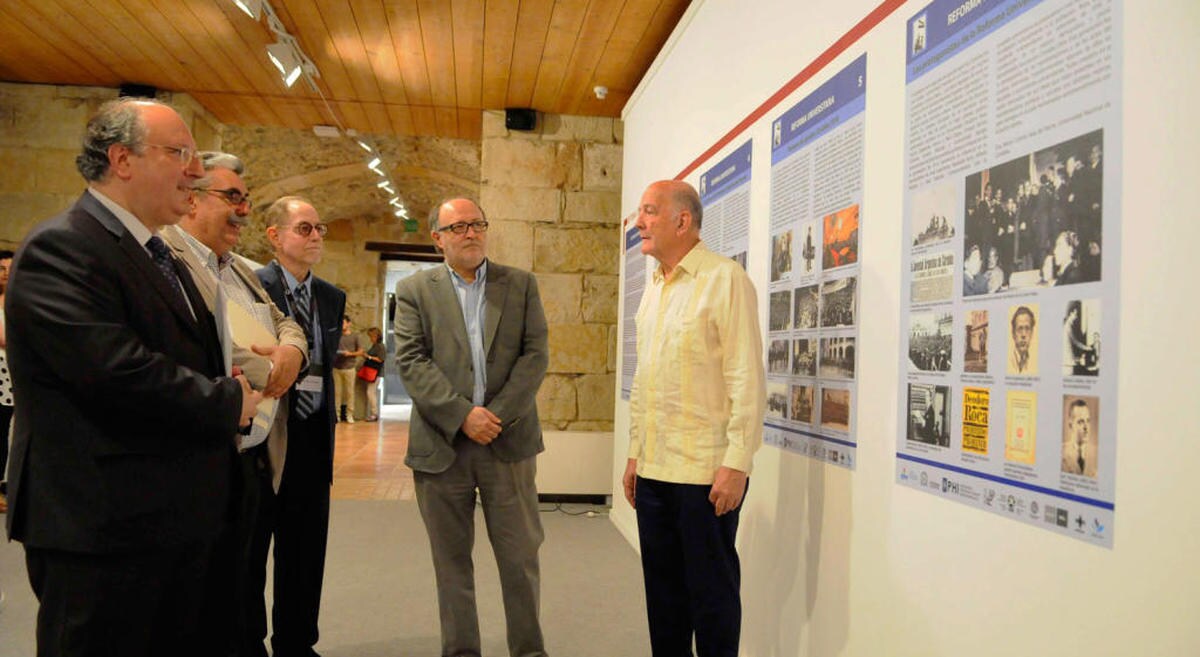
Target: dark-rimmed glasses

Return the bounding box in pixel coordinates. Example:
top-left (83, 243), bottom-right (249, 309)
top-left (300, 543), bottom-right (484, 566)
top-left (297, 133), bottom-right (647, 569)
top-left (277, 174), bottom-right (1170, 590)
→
top-left (197, 187), bottom-right (252, 210)
top-left (437, 221), bottom-right (489, 235)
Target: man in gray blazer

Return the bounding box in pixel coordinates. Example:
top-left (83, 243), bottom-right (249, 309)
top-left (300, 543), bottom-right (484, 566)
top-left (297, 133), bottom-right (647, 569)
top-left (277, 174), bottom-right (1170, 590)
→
top-left (161, 151), bottom-right (307, 655)
top-left (394, 198), bottom-right (550, 657)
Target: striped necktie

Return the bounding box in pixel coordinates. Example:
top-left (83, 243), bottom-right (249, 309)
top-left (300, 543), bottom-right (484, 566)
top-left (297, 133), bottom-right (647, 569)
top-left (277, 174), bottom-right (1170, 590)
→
top-left (146, 236), bottom-right (187, 306)
top-left (291, 284), bottom-right (320, 419)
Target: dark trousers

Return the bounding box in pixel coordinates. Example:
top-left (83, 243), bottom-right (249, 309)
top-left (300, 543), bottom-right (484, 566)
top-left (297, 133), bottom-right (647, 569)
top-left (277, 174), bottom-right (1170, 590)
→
top-left (0, 403), bottom-right (12, 487)
top-left (245, 410), bottom-right (331, 657)
top-left (25, 541), bottom-right (213, 657)
top-left (635, 476), bottom-right (743, 657)
top-left (200, 448), bottom-right (269, 657)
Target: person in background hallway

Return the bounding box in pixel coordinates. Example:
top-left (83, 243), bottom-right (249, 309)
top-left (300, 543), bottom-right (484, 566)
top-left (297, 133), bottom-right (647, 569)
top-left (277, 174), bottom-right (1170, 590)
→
top-left (4, 97), bottom-right (259, 657)
top-left (624, 180), bottom-right (766, 657)
top-left (333, 314), bottom-right (365, 423)
top-left (362, 327), bottom-right (385, 422)
top-left (160, 150), bottom-right (308, 656)
top-left (0, 249), bottom-right (13, 515)
top-left (393, 198), bottom-right (550, 657)
top-left (251, 196), bottom-right (345, 657)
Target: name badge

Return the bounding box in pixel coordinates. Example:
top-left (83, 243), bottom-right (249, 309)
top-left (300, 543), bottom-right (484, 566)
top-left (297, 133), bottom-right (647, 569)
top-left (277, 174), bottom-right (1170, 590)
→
top-left (297, 374), bottom-right (323, 393)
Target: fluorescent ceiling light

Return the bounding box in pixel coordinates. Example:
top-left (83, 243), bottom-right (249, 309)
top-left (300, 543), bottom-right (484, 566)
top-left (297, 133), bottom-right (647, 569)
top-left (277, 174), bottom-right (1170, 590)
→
top-left (376, 180), bottom-right (390, 188)
top-left (357, 140), bottom-right (373, 152)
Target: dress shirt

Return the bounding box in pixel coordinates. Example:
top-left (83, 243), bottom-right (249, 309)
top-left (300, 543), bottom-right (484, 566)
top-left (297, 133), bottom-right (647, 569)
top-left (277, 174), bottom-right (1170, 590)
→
top-left (448, 260), bottom-right (488, 406)
top-left (628, 241), bottom-right (766, 484)
top-left (177, 229), bottom-right (274, 330)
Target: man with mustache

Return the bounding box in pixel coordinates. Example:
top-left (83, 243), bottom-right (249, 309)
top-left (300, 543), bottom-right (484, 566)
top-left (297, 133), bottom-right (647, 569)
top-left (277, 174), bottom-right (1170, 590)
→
top-left (160, 151), bottom-right (308, 656)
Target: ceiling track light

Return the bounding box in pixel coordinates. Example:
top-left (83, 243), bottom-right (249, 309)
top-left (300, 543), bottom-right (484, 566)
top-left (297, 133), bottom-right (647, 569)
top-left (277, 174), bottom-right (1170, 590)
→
top-left (232, 0), bottom-right (262, 20)
top-left (247, 0), bottom-right (411, 223)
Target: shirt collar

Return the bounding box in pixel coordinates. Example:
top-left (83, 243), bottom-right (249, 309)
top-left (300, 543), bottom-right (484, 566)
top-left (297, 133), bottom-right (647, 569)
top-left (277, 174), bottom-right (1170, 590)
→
top-left (277, 260), bottom-right (312, 296)
top-left (653, 241), bottom-right (708, 284)
top-left (178, 227), bottom-right (232, 273)
top-left (88, 187), bottom-right (155, 251)
top-left (447, 259), bottom-right (488, 286)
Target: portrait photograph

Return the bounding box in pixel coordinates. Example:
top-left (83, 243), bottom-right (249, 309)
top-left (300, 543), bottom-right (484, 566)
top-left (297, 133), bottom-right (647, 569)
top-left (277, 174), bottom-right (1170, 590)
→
top-left (1060, 394), bottom-right (1099, 478)
top-left (771, 229), bottom-right (793, 282)
top-left (1007, 303), bottom-right (1039, 376)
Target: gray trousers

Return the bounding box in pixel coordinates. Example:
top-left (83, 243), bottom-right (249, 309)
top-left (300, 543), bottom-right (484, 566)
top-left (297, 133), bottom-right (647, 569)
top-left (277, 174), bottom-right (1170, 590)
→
top-left (414, 440), bottom-right (548, 657)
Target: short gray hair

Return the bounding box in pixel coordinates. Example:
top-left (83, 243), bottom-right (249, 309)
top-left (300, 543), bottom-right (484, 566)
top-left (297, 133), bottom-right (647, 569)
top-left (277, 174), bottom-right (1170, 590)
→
top-left (75, 98), bottom-right (162, 182)
top-left (199, 151), bottom-right (245, 175)
top-left (671, 183), bottom-right (703, 230)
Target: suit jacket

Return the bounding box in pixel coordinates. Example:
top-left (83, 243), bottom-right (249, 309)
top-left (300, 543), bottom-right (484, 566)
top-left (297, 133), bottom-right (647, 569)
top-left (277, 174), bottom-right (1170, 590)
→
top-left (256, 260), bottom-right (345, 482)
top-left (393, 261), bottom-right (548, 474)
top-left (4, 192), bottom-right (243, 553)
top-left (161, 225), bottom-right (308, 491)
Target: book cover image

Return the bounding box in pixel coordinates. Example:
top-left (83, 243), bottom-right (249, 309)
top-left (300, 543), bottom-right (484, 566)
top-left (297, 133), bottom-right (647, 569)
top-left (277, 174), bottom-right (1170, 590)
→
top-left (961, 387), bottom-right (990, 455)
top-left (1005, 390), bottom-right (1037, 464)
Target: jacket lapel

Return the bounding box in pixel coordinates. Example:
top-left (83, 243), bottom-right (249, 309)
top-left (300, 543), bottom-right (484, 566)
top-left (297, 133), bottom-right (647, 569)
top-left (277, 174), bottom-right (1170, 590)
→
top-left (429, 267), bottom-right (471, 353)
top-left (81, 195), bottom-right (206, 339)
top-left (483, 264), bottom-right (507, 357)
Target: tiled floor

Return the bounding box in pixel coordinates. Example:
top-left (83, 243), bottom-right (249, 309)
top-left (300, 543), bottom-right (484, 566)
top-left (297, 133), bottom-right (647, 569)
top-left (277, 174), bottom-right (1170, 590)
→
top-left (330, 404), bottom-right (415, 501)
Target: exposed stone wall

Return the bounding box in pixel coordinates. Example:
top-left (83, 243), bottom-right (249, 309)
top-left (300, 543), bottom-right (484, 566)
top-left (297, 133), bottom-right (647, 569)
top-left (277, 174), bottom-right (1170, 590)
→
top-left (0, 82), bottom-right (223, 251)
top-left (480, 110), bottom-right (622, 431)
top-left (221, 125), bottom-right (480, 324)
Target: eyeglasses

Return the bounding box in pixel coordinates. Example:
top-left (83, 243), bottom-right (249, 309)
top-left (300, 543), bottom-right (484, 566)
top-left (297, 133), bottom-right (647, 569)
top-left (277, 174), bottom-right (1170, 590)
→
top-left (286, 222), bottom-right (328, 237)
top-left (437, 221), bottom-right (489, 235)
top-left (197, 187), bottom-right (252, 209)
top-left (143, 143), bottom-right (199, 165)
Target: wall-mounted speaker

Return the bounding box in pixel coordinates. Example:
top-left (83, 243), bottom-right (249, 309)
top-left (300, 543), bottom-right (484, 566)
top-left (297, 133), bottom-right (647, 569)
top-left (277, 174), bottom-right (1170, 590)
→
top-left (118, 83), bottom-right (158, 99)
top-left (505, 108), bottom-right (537, 131)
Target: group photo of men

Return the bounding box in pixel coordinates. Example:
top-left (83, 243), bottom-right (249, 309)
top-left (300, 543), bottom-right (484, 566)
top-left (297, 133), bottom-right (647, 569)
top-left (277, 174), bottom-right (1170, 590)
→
top-left (0, 98), bottom-right (768, 657)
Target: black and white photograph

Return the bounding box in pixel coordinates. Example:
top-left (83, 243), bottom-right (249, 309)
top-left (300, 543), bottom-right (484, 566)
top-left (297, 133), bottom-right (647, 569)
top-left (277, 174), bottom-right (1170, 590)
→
top-left (769, 289), bottom-right (792, 332)
top-left (910, 179), bottom-right (956, 247)
top-left (798, 221), bottom-right (818, 274)
top-left (819, 336), bottom-right (855, 380)
top-left (771, 229), bottom-right (793, 282)
top-left (962, 129), bottom-right (1103, 295)
top-left (791, 338), bottom-right (817, 377)
top-left (790, 384), bottom-right (814, 424)
top-left (820, 387), bottom-right (851, 433)
top-left (908, 310), bottom-right (953, 372)
top-left (820, 276), bottom-right (857, 328)
top-left (793, 284), bottom-right (819, 329)
top-left (906, 383), bottom-right (951, 447)
top-left (767, 381), bottom-right (789, 420)
top-left (1062, 299), bottom-right (1101, 377)
top-left (1060, 394), bottom-right (1099, 478)
top-left (768, 338), bottom-right (790, 375)
top-left (964, 309), bottom-right (989, 373)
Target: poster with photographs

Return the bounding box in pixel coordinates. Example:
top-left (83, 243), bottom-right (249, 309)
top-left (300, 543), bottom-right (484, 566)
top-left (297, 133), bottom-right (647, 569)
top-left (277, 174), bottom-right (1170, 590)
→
top-left (699, 139), bottom-right (753, 265)
top-left (762, 55), bottom-right (867, 468)
top-left (896, 0), bottom-right (1121, 547)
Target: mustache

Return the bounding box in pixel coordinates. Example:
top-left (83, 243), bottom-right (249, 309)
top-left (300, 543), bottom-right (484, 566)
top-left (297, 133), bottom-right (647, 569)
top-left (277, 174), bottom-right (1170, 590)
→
top-left (226, 212), bottom-right (248, 227)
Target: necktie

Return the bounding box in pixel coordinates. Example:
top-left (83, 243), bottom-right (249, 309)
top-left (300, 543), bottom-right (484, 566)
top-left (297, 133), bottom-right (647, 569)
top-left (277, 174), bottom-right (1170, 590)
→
top-left (1077, 443), bottom-right (1085, 474)
top-left (291, 285), bottom-right (320, 419)
top-left (146, 236), bottom-right (186, 306)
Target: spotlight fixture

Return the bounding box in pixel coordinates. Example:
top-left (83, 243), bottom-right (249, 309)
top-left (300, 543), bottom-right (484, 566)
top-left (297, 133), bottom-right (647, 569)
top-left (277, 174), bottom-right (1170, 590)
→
top-left (266, 43), bottom-right (303, 87)
top-left (232, 0), bottom-right (262, 20)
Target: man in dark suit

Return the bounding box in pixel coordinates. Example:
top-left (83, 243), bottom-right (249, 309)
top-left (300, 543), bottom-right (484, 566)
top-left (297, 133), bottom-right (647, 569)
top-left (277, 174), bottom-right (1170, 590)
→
top-left (161, 150), bottom-right (309, 657)
top-left (249, 196), bottom-right (345, 657)
top-left (4, 98), bottom-right (261, 656)
top-left (394, 198), bottom-right (550, 657)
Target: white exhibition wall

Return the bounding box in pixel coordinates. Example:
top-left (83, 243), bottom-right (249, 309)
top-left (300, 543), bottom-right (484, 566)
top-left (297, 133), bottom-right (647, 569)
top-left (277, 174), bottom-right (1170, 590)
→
top-left (610, 1), bottom-right (1200, 655)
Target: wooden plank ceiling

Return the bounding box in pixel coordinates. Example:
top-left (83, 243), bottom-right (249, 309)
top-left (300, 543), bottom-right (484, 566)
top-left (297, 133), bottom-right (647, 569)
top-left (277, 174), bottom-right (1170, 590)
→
top-left (0, 0), bottom-right (689, 139)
